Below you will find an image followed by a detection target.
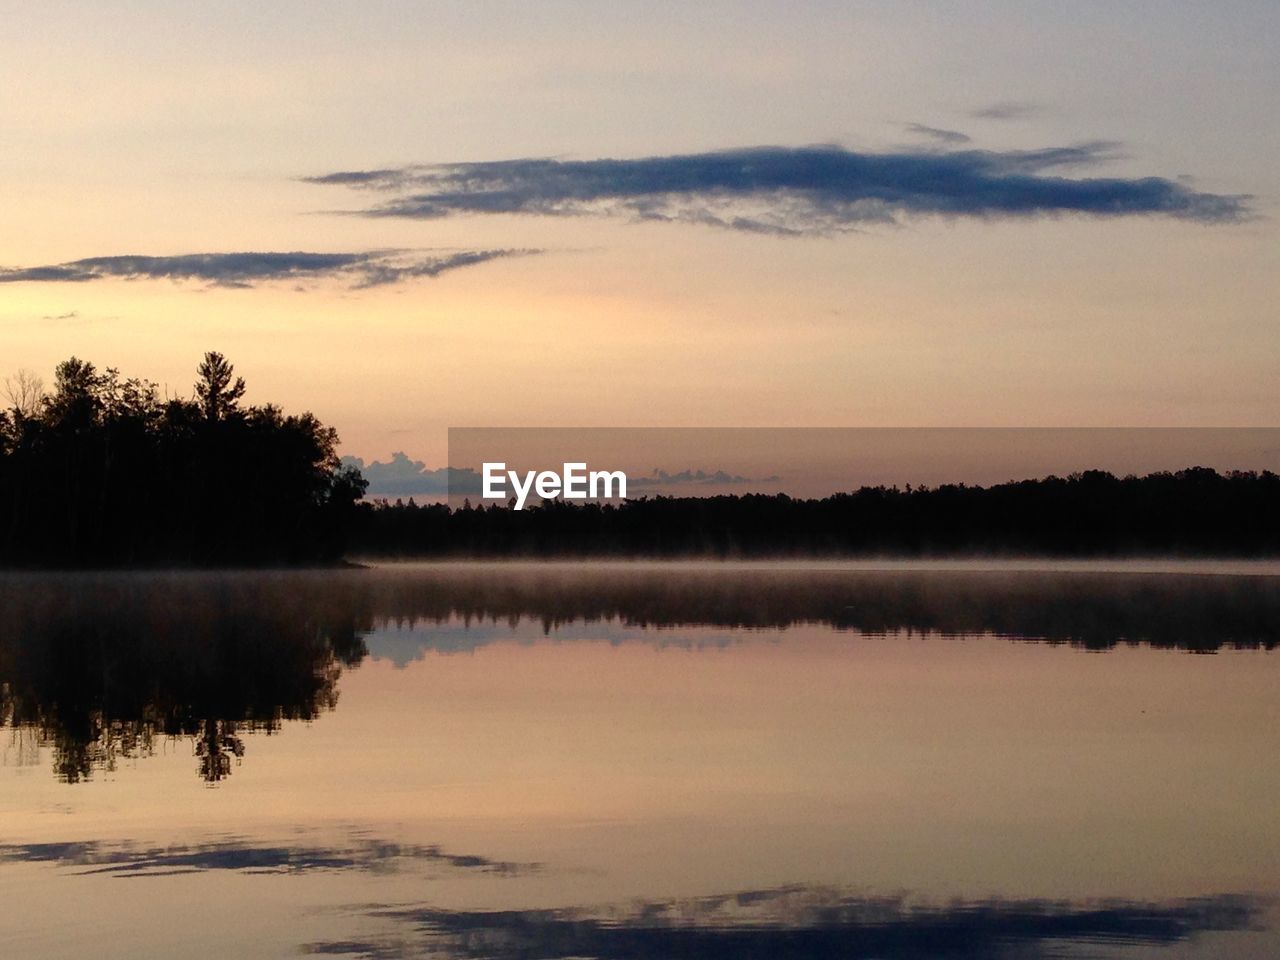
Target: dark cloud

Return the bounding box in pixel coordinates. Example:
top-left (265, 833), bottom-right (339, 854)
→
top-left (903, 123), bottom-right (972, 145)
top-left (303, 887), bottom-right (1264, 960)
top-left (0, 249), bottom-right (538, 289)
top-left (304, 144), bottom-right (1249, 234)
top-left (972, 100), bottom-right (1044, 120)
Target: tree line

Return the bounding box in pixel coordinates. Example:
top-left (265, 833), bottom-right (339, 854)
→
top-left (353, 467), bottom-right (1280, 557)
top-left (0, 353), bottom-right (366, 566)
top-left (4, 354), bottom-right (1278, 563)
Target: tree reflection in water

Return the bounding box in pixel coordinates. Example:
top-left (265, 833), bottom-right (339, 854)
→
top-left (3, 565), bottom-right (1280, 783)
top-left (0, 573), bottom-right (369, 783)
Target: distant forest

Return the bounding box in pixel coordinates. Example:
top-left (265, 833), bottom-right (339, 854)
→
top-left (0, 353), bottom-right (366, 566)
top-left (4, 357), bottom-right (1280, 564)
top-left (354, 468), bottom-right (1280, 558)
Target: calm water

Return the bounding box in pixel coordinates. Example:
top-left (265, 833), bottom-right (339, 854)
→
top-left (1, 561), bottom-right (1278, 959)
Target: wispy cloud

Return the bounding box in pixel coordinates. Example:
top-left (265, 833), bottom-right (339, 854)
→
top-left (0, 249), bottom-right (538, 289)
top-left (903, 123), bottom-right (971, 145)
top-left (304, 143), bottom-right (1249, 235)
top-left (972, 100), bottom-right (1043, 120)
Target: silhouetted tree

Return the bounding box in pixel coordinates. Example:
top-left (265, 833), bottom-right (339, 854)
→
top-left (0, 352), bottom-right (366, 566)
top-left (2, 368), bottom-right (44, 421)
top-left (195, 350), bottom-right (246, 422)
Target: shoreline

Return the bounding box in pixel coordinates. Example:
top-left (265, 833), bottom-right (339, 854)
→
top-left (5, 556), bottom-right (1280, 577)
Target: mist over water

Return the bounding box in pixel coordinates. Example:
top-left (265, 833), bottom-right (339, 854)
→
top-left (1, 562), bottom-right (1277, 958)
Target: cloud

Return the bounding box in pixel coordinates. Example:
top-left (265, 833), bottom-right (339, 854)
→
top-left (972, 100), bottom-right (1044, 120)
top-left (903, 123), bottom-right (971, 145)
top-left (0, 249), bottom-right (538, 289)
top-left (341, 453), bottom-right (481, 496)
top-left (304, 143), bottom-right (1250, 234)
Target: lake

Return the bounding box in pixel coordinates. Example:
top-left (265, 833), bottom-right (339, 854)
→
top-left (1, 561), bottom-right (1277, 959)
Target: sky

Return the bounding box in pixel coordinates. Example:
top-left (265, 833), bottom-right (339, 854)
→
top-left (1, 1), bottom-right (1277, 468)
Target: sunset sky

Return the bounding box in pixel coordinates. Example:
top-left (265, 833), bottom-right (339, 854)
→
top-left (2, 1), bottom-right (1276, 467)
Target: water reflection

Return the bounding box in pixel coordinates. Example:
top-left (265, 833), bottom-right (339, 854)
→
top-left (0, 834), bottom-right (535, 878)
top-left (305, 887), bottom-right (1267, 960)
top-left (2, 565), bottom-right (1279, 784)
top-left (357, 564), bottom-right (1280, 650)
top-left (0, 573), bottom-right (368, 783)
top-left (1, 565), bottom-right (1277, 959)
